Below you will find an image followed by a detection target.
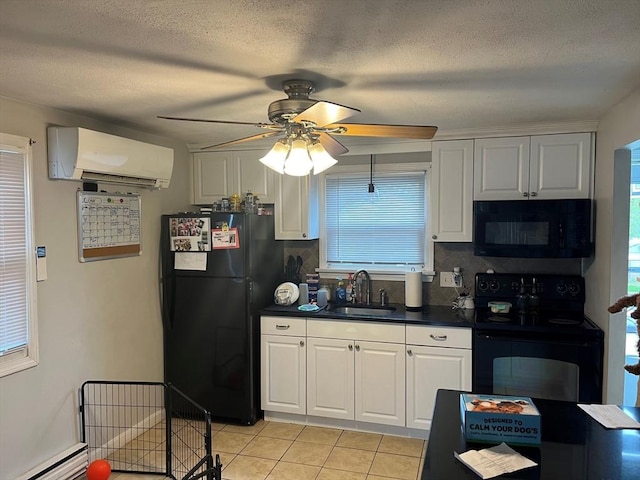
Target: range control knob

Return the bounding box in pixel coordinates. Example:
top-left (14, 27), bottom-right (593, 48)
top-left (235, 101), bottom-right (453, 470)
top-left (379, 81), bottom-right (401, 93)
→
top-left (489, 281), bottom-right (500, 292)
top-left (556, 282), bottom-right (568, 295)
top-left (568, 283), bottom-right (581, 295)
top-left (478, 280), bottom-right (489, 292)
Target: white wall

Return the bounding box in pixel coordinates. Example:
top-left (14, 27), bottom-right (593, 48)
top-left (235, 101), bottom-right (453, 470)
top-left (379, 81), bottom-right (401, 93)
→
top-left (0, 97), bottom-right (191, 480)
top-left (585, 87), bottom-right (640, 404)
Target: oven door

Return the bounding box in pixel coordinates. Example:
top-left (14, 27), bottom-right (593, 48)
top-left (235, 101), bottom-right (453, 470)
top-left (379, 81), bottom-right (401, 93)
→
top-left (473, 330), bottom-right (603, 403)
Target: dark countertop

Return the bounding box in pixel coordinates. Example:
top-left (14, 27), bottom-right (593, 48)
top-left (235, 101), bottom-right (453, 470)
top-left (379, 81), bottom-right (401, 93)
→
top-left (261, 303), bottom-right (474, 327)
top-left (423, 389), bottom-right (640, 479)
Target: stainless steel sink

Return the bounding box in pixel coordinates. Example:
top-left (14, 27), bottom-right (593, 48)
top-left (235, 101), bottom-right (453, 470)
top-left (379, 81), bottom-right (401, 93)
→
top-left (329, 305), bottom-right (396, 317)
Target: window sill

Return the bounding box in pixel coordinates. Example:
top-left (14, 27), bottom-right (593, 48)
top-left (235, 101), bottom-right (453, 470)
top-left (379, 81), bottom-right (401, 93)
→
top-left (0, 354), bottom-right (38, 378)
top-left (316, 267), bottom-right (435, 282)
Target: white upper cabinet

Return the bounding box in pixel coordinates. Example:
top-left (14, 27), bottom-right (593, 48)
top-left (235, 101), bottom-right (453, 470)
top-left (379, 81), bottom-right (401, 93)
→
top-left (473, 136), bottom-right (531, 200)
top-left (431, 140), bottom-right (474, 242)
top-left (274, 173), bottom-right (319, 240)
top-left (529, 133), bottom-right (592, 199)
top-left (474, 133), bottom-right (592, 200)
top-left (192, 151), bottom-right (275, 205)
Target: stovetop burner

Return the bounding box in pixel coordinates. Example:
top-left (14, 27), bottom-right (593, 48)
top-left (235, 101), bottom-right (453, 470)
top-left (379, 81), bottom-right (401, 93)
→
top-left (486, 315), bottom-right (513, 323)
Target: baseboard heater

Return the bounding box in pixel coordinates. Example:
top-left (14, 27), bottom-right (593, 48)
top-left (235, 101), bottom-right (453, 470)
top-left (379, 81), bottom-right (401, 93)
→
top-left (17, 443), bottom-right (88, 480)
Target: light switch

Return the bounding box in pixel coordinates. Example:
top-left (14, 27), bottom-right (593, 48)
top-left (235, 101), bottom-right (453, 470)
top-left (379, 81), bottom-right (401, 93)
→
top-left (36, 246), bottom-right (47, 281)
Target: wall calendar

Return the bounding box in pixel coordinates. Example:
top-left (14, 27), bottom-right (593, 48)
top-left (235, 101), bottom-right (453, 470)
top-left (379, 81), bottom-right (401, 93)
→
top-left (77, 190), bottom-right (142, 262)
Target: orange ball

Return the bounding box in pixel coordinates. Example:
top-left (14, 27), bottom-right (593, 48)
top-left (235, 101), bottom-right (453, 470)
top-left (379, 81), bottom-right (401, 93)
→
top-left (86, 459), bottom-right (111, 480)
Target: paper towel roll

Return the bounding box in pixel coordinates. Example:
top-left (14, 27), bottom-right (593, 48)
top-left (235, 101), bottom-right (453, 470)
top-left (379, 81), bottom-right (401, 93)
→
top-left (405, 271), bottom-right (423, 311)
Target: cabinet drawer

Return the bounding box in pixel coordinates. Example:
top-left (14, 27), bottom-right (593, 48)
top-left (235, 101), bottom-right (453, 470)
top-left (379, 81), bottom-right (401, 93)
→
top-left (307, 319), bottom-right (405, 343)
top-left (406, 325), bottom-right (471, 349)
top-left (261, 316), bottom-right (306, 336)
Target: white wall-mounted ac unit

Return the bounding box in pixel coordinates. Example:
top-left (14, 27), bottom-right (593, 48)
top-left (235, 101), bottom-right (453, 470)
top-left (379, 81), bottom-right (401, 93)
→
top-left (47, 127), bottom-right (174, 189)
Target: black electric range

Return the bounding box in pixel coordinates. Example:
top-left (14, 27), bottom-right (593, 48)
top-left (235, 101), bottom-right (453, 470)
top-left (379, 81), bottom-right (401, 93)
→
top-left (474, 273), bottom-right (603, 338)
top-left (472, 273), bottom-right (604, 403)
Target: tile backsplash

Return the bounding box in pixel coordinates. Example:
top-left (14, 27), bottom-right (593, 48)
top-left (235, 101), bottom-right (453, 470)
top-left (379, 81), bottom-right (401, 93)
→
top-left (283, 240), bottom-right (581, 306)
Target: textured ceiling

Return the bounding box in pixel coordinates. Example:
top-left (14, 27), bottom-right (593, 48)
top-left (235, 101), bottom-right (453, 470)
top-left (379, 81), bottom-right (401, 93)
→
top-left (0, 0), bottom-right (639, 150)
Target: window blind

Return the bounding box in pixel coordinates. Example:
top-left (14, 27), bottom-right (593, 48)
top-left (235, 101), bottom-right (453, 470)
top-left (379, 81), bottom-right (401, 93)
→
top-left (325, 171), bottom-right (426, 267)
top-left (0, 149), bottom-right (29, 356)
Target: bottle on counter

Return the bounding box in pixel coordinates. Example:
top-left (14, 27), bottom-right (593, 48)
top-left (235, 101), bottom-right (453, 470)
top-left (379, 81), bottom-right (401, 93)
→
top-left (335, 279), bottom-right (346, 304)
top-left (317, 286), bottom-right (329, 307)
top-left (345, 273), bottom-right (354, 303)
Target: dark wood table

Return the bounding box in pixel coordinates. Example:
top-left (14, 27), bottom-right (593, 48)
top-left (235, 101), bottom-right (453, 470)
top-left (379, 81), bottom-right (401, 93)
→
top-left (422, 389), bottom-right (640, 479)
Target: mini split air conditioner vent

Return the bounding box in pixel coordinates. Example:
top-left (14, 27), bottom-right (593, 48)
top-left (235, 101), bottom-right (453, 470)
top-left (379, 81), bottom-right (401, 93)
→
top-left (47, 127), bottom-right (174, 189)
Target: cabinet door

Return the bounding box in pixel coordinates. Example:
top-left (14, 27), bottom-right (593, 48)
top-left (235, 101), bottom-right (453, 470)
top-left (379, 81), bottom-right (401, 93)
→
top-left (431, 140), bottom-right (474, 242)
top-left (232, 151), bottom-right (275, 203)
top-left (406, 345), bottom-right (471, 429)
top-left (355, 341), bottom-right (406, 427)
top-left (193, 152), bottom-right (232, 205)
top-left (474, 137), bottom-right (531, 200)
top-left (261, 334), bottom-right (306, 415)
top-left (529, 133), bottom-right (591, 199)
top-left (306, 337), bottom-right (354, 419)
top-left (274, 173), bottom-right (319, 240)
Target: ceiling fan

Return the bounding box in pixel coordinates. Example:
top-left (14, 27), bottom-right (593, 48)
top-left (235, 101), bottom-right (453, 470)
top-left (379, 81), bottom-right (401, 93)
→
top-left (158, 79), bottom-right (438, 176)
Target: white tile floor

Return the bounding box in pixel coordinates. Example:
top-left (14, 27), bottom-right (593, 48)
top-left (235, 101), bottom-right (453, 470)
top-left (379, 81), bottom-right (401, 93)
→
top-left (79, 419), bottom-right (427, 480)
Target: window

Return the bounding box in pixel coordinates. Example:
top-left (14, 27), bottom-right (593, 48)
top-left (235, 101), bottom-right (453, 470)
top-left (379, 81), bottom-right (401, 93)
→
top-left (320, 163), bottom-right (431, 278)
top-left (0, 133), bottom-right (38, 377)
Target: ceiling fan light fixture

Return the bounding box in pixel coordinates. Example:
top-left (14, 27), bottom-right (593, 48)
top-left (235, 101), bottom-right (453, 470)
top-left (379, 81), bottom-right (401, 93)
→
top-left (283, 138), bottom-right (314, 176)
top-left (308, 141), bottom-right (338, 175)
top-left (259, 140), bottom-right (288, 174)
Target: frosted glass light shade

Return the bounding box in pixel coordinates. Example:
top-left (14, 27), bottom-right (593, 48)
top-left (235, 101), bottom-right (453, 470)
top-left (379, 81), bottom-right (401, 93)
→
top-left (308, 142), bottom-right (338, 174)
top-left (284, 139), bottom-right (313, 176)
top-left (259, 141), bottom-right (288, 174)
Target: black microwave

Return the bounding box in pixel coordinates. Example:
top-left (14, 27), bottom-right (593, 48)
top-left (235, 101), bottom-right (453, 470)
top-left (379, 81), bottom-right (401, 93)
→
top-left (473, 199), bottom-right (592, 258)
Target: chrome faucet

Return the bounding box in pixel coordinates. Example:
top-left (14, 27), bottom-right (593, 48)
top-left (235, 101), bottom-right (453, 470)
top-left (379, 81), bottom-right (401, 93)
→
top-left (353, 270), bottom-right (371, 305)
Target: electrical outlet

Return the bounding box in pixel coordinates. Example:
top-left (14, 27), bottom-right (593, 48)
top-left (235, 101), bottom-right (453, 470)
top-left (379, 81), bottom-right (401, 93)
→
top-left (440, 271), bottom-right (457, 287)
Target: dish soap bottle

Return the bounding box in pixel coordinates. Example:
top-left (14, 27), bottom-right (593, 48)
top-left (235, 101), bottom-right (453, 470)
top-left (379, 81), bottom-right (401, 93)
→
top-left (345, 273), bottom-right (354, 303)
top-left (335, 279), bottom-right (346, 304)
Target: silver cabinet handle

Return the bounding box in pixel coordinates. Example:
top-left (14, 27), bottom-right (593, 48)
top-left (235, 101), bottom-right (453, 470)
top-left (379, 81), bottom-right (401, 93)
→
top-left (348, 344), bottom-right (353, 351)
top-left (407, 349), bottom-right (413, 356)
top-left (275, 324), bottom-right (290, 330)
top-left (530, 191), bottom-right (538, 197)
top-left (522, 192), bottom-right (529, 197)
top-left (355, 344), bottom-right (360, 351)
top-left (300, 340), bottom-right (305, 347)
top-left (432, 234), bottom-right (437, 240)
top-left (430, 334), bottom-right (448, 341)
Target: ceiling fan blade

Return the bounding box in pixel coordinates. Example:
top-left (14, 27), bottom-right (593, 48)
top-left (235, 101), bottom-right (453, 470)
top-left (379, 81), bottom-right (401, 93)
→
top-left (293, 101), bottom-right (360, 127)
top-left (317, 133), bottom-right (349, 157)
top-left (158, 115), bottom-right (277, 129)
top-left (201, 131), bottom-right (283, 150)
top-left (326, 123), bottom-right (438, 139)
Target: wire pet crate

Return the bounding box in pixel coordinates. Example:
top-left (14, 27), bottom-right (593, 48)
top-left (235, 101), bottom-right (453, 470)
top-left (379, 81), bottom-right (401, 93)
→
top-left (80, 381), bottom-right (221, 480)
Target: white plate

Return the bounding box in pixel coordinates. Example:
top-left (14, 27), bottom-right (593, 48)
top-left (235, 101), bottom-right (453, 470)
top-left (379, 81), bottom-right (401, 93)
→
top-left (274, 282), bottom-right (299, 306)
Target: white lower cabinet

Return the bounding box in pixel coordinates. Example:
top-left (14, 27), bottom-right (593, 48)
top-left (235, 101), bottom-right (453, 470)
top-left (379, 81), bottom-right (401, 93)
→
top-left (260, 317), bottom-right (306, 415)
top-left (306, 320), bottom-right (406, 427)
top-left (406, 326), bottom-right (472, 430)
top-left (355, 341), bottom-right (406, 426)
top-left (261, 316), bottom-right (469, 432)
top-left (306, 337), bottom-right (354, 420)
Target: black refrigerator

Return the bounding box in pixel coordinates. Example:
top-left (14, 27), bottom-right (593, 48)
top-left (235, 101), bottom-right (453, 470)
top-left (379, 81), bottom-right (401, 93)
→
top-left (160, 212), bottom-right (283, 425)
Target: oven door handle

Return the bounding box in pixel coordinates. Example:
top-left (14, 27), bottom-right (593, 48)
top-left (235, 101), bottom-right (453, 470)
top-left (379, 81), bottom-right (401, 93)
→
top-left (476, 331), bottom-right (599, 347)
